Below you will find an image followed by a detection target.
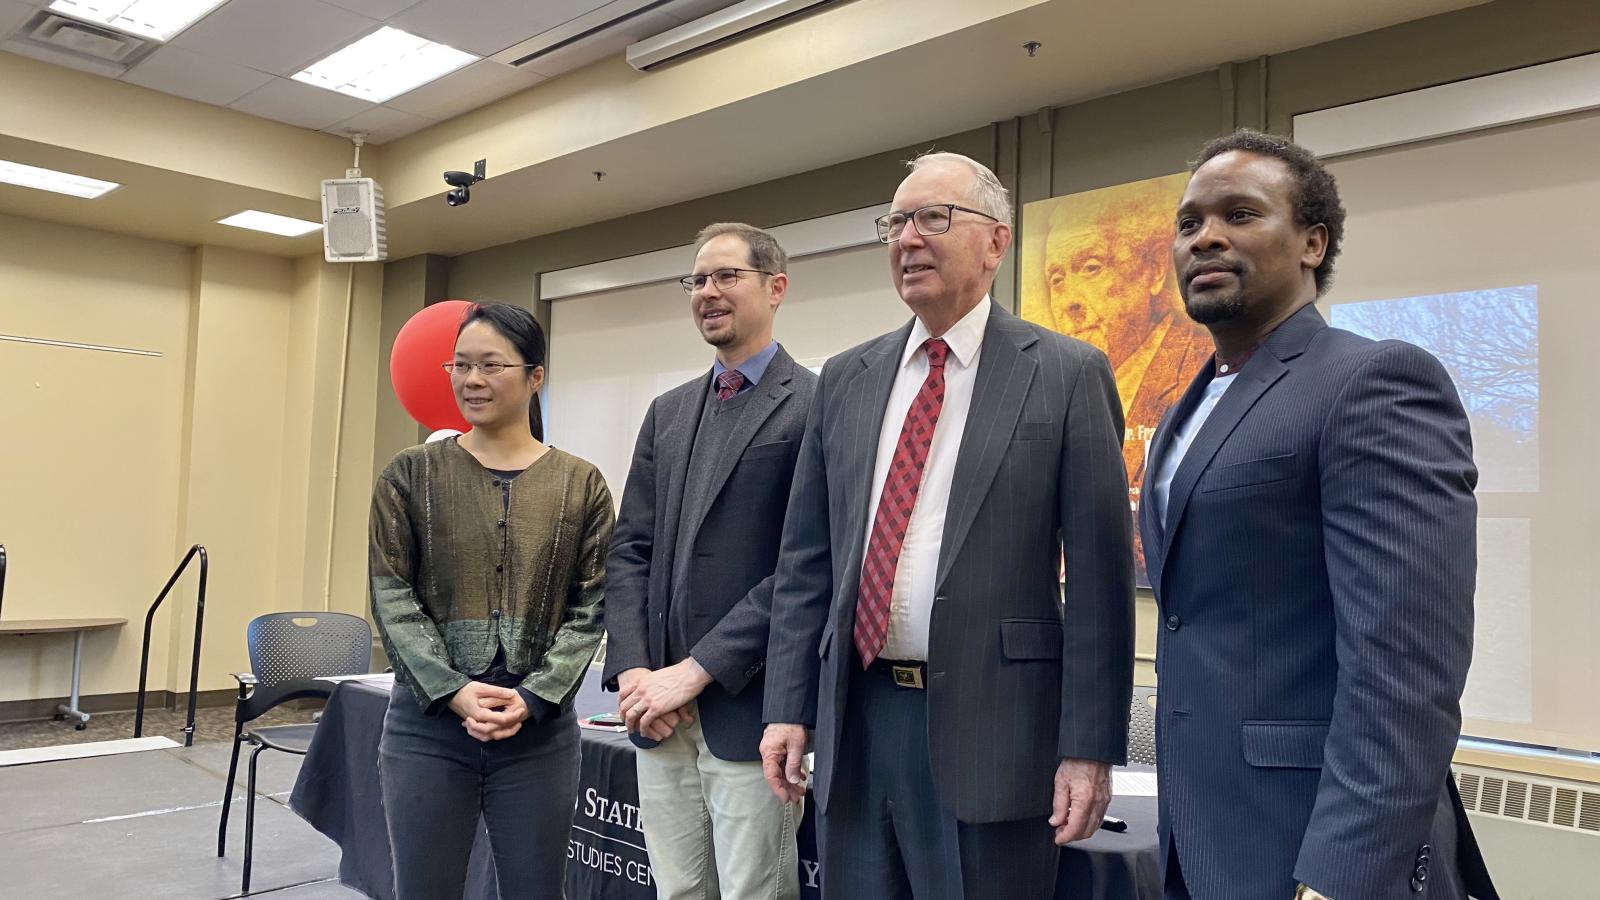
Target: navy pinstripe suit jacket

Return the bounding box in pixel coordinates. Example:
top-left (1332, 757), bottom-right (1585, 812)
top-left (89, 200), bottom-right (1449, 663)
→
top-left (1139, 303), bottom-right (1496, 899)
top-left (764, 301), bottom-right (1136, 823)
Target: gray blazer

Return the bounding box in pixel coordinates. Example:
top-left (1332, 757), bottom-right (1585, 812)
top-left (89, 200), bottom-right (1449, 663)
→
top-left (763, 302), bottom-right (1135, 823)
top-left (603, 346), bottom-right (817, 761)
top-left (1139, 304), bottom-right (1497, 899)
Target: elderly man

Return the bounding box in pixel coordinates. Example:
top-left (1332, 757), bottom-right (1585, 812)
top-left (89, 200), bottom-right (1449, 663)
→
top-left (605, 223), bottom-right (816, 899)
top-left (761, 152), bottom-right (1135, 899)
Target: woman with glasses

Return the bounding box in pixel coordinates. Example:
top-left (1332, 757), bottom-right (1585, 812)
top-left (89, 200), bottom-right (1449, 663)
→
top-left (369, 301), bottom-right (614, 899)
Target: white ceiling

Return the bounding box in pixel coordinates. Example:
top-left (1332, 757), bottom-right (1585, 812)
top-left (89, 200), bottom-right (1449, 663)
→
top-left (0, 0), bottom-right (1492, 260)
top-left (0, 0), bottom-right (745, 143)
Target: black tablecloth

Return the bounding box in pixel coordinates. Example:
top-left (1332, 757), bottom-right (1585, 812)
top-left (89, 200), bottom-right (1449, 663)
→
top-left (289, 676), bottom-right (1159, 900)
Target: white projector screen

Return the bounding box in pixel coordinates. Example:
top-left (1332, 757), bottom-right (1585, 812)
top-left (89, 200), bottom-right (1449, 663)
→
top-left (545, 242), bottom-right (911, 516)
top-left (1321, 109), bottom-right (1600, 753)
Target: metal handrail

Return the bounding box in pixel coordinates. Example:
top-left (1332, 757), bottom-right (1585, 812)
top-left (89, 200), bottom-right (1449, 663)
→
top-left (133, 545), bottom-right (208, 746)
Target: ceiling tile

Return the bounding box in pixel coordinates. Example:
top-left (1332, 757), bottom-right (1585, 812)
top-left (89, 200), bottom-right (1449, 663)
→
top-left (391, 0), bottom-right (604, 57)
top-left (121, 45), bottom-right (274, 106)
top-left (323, 104), bottom-right (434, 144)
top-left (518, 9), bottom-right (679, 79)
top-left (229, 76), bottom-right (373, 130)
top-left (321, 0), bottom-right (421, 18)
top-left (384, 59), bottom-right (542, 121)
top-left (169, 0), bottom-right (380, 78)
top-left (0, 0), bottom-right (35, 39)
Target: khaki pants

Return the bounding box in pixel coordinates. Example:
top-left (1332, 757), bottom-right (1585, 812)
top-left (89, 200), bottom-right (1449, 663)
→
top-left (634, 701), bottom-right (802, 900)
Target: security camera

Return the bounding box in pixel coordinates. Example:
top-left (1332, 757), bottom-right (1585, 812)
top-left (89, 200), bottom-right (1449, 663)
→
top-left (443, 159), bottom-right (486, 208)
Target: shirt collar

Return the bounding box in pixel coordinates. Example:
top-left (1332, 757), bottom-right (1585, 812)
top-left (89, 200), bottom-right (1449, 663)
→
top-left (712, 340), bottom-right (780, 387)
top-left (902, 295), bottom-right (991, 370)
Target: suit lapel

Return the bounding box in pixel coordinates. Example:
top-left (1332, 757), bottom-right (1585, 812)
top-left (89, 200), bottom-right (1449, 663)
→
top-left (655, 371), bottom-right (709, 602)
top-left (936, 305), bottom-right (1037, 588)
top-left (1141, 363), bottom-right (1216, 575)
top-left (680, 348), bottom-right (798, 549)
top-left (834, 321), bottom-right (914, 622)
top-left (1155, 303), bottom-right (1326, 597)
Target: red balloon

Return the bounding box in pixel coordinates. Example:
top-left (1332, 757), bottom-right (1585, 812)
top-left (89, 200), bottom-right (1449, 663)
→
top-left (390, 300), bottom-right (472, 433)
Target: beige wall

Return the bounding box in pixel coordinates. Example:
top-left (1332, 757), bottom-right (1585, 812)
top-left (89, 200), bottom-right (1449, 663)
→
top-left (0, 214), bottom-right (192, 702)
top-left (372, 254), bottom-right (453, 476)
top-left (171, 246), bottom-right (297, 692)
top-left (0, 217), bottom-right (383, 703)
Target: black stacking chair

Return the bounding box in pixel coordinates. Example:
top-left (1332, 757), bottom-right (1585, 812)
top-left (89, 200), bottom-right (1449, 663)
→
top-left (1127, 685), bottom-right (1159, 766)
top-left (217, 611), bottom-right (371, 894)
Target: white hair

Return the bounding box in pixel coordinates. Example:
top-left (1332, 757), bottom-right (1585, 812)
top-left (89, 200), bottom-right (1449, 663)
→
top-left (906, 151), bottom-right (1013, 225)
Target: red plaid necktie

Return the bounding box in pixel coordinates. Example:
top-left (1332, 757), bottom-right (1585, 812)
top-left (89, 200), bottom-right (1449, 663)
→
top-left (715, 370), bottom-right (746, 401)
top-left (854, 338), bottom-right (949, 667)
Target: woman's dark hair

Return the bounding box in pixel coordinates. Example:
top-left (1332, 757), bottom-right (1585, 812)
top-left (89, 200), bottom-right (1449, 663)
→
top-left (457, 302), bottom-right (546, 441)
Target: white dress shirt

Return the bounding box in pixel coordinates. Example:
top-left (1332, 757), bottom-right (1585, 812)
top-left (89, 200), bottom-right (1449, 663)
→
top-left (1151, 371), bottom-right (1235, 528)
top-left (862, 296), bottom-right (991, 661)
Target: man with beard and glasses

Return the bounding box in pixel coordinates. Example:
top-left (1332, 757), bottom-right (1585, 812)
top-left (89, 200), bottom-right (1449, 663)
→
top-left (604, 222), bottom-right (815, 899)
top-left (1140, 129), bottom-right (1499, 900)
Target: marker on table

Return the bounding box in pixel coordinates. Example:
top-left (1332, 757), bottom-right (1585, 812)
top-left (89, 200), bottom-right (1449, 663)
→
top-left (1099, 815), bottom-right (1128, 833)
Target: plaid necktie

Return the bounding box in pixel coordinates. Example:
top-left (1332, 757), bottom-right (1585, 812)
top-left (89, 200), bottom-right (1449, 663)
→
top-left (715, 370), bottom-right (746, 401)
top-left (854, 338), bottom-right (949, 667)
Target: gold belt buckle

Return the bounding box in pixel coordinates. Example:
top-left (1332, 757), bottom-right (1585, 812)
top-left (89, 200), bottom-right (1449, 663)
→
top-left (891, 664), bottom-right (925, 689)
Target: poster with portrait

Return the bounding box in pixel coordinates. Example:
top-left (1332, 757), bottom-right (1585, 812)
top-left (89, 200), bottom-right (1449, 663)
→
top-left (1020, 172), bottom-right (1211, 588)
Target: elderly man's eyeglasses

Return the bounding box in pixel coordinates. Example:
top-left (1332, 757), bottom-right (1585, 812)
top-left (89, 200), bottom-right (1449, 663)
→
top-left (679, 267), bottom-right (772, 294)
top-left (442, 361), bottom-right (536, 377)
top-left (875, 204), bottom-right (999, 243)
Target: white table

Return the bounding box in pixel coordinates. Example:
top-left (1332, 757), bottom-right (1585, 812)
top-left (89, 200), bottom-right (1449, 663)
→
top-left (0, 618), bottom-right (127, 728)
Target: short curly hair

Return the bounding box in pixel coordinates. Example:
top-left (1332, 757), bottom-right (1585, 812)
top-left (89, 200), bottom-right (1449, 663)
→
top-left (1191, 129), bottom-right (1346, 296)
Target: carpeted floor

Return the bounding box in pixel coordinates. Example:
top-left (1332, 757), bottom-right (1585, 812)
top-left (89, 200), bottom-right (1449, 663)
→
top-left (0, 701), bottom-right (321, 751)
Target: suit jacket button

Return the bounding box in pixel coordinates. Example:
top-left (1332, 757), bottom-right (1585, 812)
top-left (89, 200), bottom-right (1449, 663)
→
top-left (1165, 614), bottom-right (1182, 631)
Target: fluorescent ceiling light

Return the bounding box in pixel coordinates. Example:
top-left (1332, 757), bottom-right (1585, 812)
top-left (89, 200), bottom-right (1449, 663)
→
top-left (292, 26), bottom-right (477, 103)
top-left (0, 159), bottom-right (120, 198)
top-left (217, 210), bottom-right (322, 237)
top-left (48, 0), bottom-right (231, 43)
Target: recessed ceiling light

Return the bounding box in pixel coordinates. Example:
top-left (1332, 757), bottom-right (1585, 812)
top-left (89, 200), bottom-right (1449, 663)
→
top-left (48, 0), bottom-right (232, 43)
top-left (217, 210), bottom-right (321, 237)
top-left (292, 26), bottom-right (477, 104)
top-left (0, 159), bottom-right (120, 198)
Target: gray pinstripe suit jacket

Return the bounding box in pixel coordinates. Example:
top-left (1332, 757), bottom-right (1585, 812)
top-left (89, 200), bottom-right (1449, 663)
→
top-left (1139, 303), bottom-right (1496, 899)
top-left (764, 301), bottom-right (1136, 824)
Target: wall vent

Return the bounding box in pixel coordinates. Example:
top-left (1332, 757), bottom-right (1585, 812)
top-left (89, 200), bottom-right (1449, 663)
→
top-left (5, 11), bottom-right (158, 74)
top-left (1455, 766), bottom-right (1600, 836)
